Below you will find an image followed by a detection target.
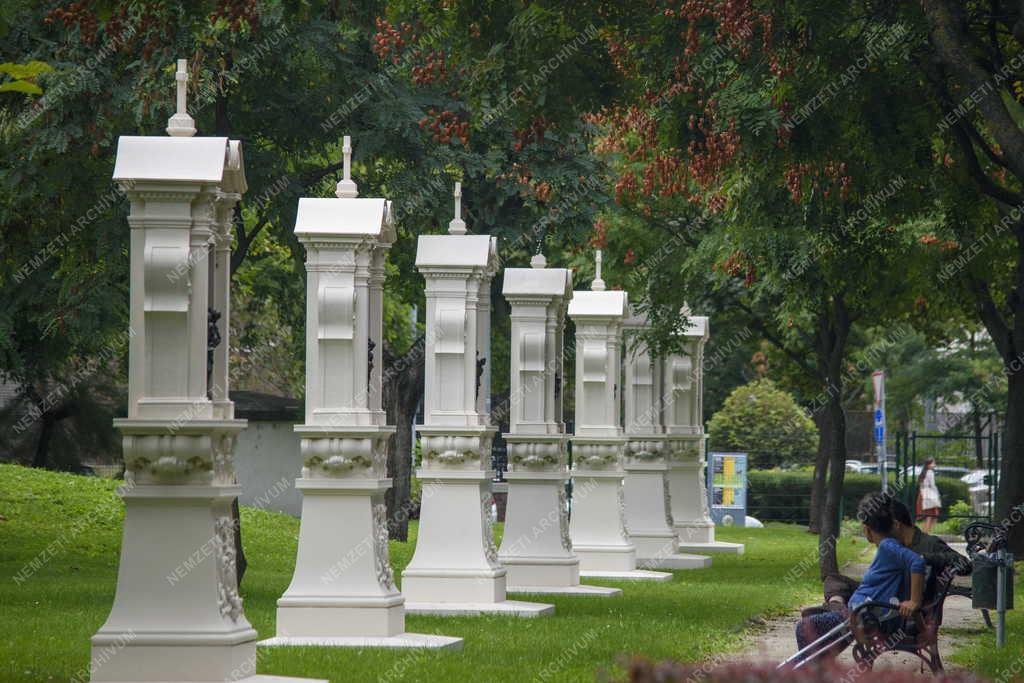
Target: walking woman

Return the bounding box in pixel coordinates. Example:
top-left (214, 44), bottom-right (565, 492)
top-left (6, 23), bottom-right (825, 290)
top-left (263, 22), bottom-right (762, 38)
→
top-left (916, 458), bottom-right (942, 533)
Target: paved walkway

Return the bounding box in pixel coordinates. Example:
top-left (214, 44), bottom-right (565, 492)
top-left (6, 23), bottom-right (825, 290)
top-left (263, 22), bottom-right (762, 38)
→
top-left (737, 561), bottom-right (987, 672)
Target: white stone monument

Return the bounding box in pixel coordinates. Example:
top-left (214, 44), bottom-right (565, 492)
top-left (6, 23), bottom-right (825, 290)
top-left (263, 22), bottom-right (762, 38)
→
top-left (402, 183), bottom-right (553, 616)
top-left (568, 252), bottom-right (670, 581)
top-left (259, 137), bottom-right (461, 650)
top-left (499, 253), bottom-right (620, 596)
top-left (622, 308), bottom-right (711, 569)
top-left (664, 315), bottom-right (744, 555)
top-left (92, 60), bottom-right (320, 683)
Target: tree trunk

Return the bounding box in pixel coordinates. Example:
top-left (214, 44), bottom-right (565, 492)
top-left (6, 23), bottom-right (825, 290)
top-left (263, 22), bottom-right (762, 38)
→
top-left (973, 409), bottom-right (985, 469)
top-left (818, 387), bottom-right (847, 578)
top-left (387, 395), bottom-right (418, 541)
top-left (816, 296), bottom-right (851, 579)
top-left (809, 411), bottom-right (829, 533)
top-left (27, 384), bottom-right (77, 470)
top-left (383, 337), bottom-right (425, 541)
top-left (998, 368), bottom-right (1024, 553)
top-left (32, 413), bottom-right (55, 469)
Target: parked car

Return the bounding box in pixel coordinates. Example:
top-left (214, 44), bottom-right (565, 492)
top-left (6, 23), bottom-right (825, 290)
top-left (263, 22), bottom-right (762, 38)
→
top-left (74, 465), bottom-right (98, 477)
top-left (960, 470), bottom-right (988, 486)
top-left (962, 469), bottom-right (994, 516)
top-left (844, 460), bottom-right (881, 474)
top-left (901, 465), bottom-right (970, 480)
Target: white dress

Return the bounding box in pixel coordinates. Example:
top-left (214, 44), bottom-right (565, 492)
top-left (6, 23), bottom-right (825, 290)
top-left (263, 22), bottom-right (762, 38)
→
top-left (920, 470), bottom-right (942, 510)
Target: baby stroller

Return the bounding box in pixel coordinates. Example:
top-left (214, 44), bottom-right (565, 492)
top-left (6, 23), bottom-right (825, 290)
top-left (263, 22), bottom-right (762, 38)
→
top-left (777, 568), bottom-right (959, 674)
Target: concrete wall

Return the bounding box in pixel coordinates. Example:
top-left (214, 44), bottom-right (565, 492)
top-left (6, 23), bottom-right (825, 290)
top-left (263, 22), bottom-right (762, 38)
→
top-left (234, 420), bottom-right (303, 517)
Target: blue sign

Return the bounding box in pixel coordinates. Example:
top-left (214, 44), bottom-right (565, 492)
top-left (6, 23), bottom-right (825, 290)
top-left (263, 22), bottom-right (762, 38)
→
top-left (874, 409), bottom-right (883, 424)
top-left (874, 425), bottom-right (885, 444)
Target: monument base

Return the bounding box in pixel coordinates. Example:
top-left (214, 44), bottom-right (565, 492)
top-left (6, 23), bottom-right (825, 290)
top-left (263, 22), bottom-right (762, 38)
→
top-left (673, 521), bottom-right (743, 553)
top-left (673, 521), bottom-right (716, 544)
top-left (258, 634), bottom-right (463, 650)
top-left (636, 553), bottom-right (712, 570)
top-left (404, 600), bottom-right (555, 617)
top-left (89, 638), bottom-right (326, 682)
top-left (401, 568), bottom-right (507, 604)
top-left (401, 456), bottom-right (554, 616)
top-left (572, 542), bottom-right (636, 573)
top-left (629, 534), bottom-right (713, 570)
top-left (578, 569), bottom-right (673, 581)
top-left (506, 584), bottom-right (622, 596)
top-left (676, 540), bottom-right (745, 555)
top-left (275, 598), bottom-right (404, 638)
top-left (569, 462), bottom-right (638, 575)
top-left (499, 556), bottom-right (578, 587)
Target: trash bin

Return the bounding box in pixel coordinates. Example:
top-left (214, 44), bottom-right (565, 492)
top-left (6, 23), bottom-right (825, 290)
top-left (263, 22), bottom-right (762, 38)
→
top-left (972, 553), bottom-right (1015, 610)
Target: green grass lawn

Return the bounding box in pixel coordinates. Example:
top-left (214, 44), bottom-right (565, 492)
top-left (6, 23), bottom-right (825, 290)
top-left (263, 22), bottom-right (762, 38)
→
top-left (0, 464), bottom-right (867, 682)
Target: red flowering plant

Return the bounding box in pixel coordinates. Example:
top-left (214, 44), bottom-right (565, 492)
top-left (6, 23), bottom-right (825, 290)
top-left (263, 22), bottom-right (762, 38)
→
top-left (587, 0), bottom-right (945, 578)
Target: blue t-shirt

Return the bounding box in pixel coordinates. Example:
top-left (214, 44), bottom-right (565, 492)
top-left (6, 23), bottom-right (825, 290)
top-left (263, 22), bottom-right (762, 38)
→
top-left (849, 537), bottom-right (926, 609)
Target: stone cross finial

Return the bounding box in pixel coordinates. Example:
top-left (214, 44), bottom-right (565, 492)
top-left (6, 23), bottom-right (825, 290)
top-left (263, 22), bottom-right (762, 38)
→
top-left (592, 249), bottom-right (606, 291)
top-left (448, 181), bottom-right (467, 234)
top-left (166, 59), bottom-right (197, 137)
top-left (336, 135), bottom-right (359, 198)
top-left (530, 253), bottom-right (547, 269)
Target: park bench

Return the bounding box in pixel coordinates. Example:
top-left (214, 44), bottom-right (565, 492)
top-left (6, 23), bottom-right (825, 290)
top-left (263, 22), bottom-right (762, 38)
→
top-left (848, 521), bottom-right (1008, 674)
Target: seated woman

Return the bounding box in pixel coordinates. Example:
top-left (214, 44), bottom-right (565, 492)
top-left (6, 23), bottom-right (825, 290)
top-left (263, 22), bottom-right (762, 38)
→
top-left (795, 493), bottom-right (926, 655)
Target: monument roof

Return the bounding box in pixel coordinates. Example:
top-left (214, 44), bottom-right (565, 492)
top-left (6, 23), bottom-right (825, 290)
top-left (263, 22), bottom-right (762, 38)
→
top-left (502, 267), bottom-right (572, 297)
top-left (623, 304), bottom-right (650, 329)
top-left (112, 136), bottom-right (232, 183)
top-left (568, 290), bottom-right (628, 318)
top-left (683, 315), bottom-right (709, 338)
top-left (415, 233), bottom-right (497, 268)
top-left (294, 197), bottom-right (394, 240)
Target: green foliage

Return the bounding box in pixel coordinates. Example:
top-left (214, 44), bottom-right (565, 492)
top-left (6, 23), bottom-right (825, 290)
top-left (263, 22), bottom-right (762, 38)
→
top-left (747, 470), bottom-right (970, 524)
top-left (708, 379), bottom-right (818, 468)
top-left (0, 0), bottom-right (614, 457)
top-left (866, 326), bottom-right (1005, 435)
top-left (0, 60), bottom-right (51, 94)
top-left (933, 500), bottom-right (975, 536)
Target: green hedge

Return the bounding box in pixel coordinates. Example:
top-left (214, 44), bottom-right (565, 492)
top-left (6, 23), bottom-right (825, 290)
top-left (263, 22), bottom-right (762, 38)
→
top-left (746, 470), bottom-right (971, 524)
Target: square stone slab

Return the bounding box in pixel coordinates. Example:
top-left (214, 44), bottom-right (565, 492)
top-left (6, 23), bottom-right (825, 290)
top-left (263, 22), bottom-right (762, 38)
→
top-left (258, 634), bottom-right (463, 650)
top-left (578, 569), bottom-right (673, 581)
top-left (505, 584), bottom-right (622, 597)
top-left (676, 541), bottom-right (745, 555)
top-left (404, 600), bottom-right (554, 617)
top-left (637, 553), bottom-right (712, 570)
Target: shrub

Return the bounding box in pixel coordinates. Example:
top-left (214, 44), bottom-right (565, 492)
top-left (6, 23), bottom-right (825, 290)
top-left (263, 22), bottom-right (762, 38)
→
top-left (935, 500), bottom-right (975, 536)
top-left (708, 379), bottom-right (818, 468)
top-left (747, 470), bottom-right (970, 525)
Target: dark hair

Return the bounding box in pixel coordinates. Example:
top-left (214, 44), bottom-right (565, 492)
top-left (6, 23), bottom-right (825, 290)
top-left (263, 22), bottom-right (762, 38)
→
top-left (857, 493), bottom-right (895, 534)
top-left (889, 498), bottom-right (913, 527)
top-left (918, 458), bottom-right (935, 485)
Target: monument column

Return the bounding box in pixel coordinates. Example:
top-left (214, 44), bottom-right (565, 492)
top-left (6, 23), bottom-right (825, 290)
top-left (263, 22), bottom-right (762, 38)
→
top-left (664, 315), bottom-right (744, 555)
top-left (92, 60), bottom-right (318, 683)
top-left (261, 137), bottom-right (461, 649)
top-left (402, 183), bottom-right (552, 616)
top-left (499, 254), bottom-right (619, 596)
top-left (622, 308), bottom-right (710, 570)
top-left (568, 253), bottom-right (670, 581)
